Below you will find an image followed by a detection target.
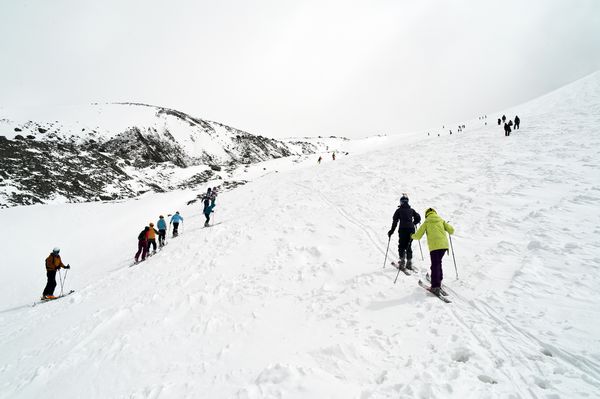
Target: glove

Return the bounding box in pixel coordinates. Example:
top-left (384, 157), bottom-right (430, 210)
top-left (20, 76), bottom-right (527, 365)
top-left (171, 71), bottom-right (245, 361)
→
top-left (64, 264), bottom-right (71, 269)
top-left (387, 230), bottom-right (393, 238)
top-left (410, 234), bottom-right (416, 240)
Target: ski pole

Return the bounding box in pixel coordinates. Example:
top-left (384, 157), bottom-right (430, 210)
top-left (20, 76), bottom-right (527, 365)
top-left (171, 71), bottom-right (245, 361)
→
top-left (58, 268), bottom-right (64, 296)
top-left (62, 268), bottom-right (69, 295)
top-left (415, 224), bottom-right (424, 261)
top-left (393, 262), bottom-right (402, 284)
top-left (449, 234), bottom-right (458, 279)
top-left (382, 236), bottom-right (391, 269)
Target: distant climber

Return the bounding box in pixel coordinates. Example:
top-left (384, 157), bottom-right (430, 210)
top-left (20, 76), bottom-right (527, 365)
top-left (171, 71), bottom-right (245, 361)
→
top-left (43, 247), bottom-right (70, 299)
top-left (497, 118), bottom-right (501, 125)
top-left (332, 152), bottom-right (336, 161)
top-left (135, 226), bottom-right (149, 263)
top-left (388, 195), bottom-right (421, 270)
top-left (514, 115), bottom-right (520, 130)
top-left (411, 208), bottom-right (454, 296)
top-left (318, 156), bottom-right (322, 164)
top-left (504, 122), bottom-right (511, 137)
top-left (157, 215), bottom-right (167, 247)
top-left (170, 212), bottom-right (183, 237)
top-left (502, 115), bottom-right (506, 123)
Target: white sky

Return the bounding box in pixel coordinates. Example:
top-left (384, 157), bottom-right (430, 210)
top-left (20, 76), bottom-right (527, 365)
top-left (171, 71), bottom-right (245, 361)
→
top-left (1, 0), bottom-right (600, 138)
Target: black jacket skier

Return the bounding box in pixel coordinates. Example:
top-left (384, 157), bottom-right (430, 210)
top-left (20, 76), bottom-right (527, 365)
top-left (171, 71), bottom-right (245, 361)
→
top-left (388, 195), bottom-right (421, 269)
top-left (514, 115), bottom-right (520, 129)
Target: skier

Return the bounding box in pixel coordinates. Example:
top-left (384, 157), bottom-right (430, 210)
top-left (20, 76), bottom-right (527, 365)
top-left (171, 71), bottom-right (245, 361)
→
top-left (504, 122), bottom-right (512, 137)
top-left (43, 247), bottom-right (70, 299)
top-left (332, 152), bottom-right (336, 161)
top-left (147, 222), bottom-right (159, 254)
top-left (135, 226), bottom-right (150, 263)
top-left (210, 186), bottom-right (218, 206)
top-left (514, 115), bottom-right (520, 130)
top-left (502, 114), bottom-right (506, 123)
top-left (157, 215), bottom-right (167, 247)
top-left (170, 211), bottom-right (183, 237)
top-left (411, 208), bottom-right (454, 296)
top-left (203, 196), bottom-right (215, 227)
top-left (387, 195), bottom-right (421, 270)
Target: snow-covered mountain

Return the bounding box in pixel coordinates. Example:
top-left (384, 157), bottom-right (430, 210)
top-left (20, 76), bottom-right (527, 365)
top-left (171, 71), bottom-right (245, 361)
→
top-left (0, 102), bottom-right (321, 207)
top-left (1, 72), bottom-right (600, 398)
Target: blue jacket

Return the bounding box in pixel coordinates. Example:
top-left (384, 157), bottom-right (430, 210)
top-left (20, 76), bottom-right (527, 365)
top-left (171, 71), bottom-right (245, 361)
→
top-left (170, 214), bottom-right (183, 223)
top-left (157, 219), bottom-right (167, 230)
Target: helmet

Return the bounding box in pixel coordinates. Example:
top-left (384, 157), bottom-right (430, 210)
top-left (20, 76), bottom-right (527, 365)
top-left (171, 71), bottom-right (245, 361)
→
top-left (52, 247), bottom-right (60, 254)
top-left (400, 194), bottom-right (409, 204)
top-left (149, 222), bottom-right (154, 227)
top-left (425, 208), bottom-right (436, 217)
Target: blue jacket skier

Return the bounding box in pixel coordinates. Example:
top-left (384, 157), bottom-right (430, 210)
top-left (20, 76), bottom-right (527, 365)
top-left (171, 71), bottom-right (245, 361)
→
top-left (203, 197), bottom-right (215, 227)
top-left (157, 216), bottom-right (167, 246)
top-left (170, 212), bottom-right (183, 237)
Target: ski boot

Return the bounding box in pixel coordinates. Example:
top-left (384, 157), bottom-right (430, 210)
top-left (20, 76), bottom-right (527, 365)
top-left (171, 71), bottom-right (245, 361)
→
top-left (430, 287), bottom-right (441, 296)
top-left (397, 257), bottom-right (406, 270)
top-left (406, 259), bottom-right (413, 270)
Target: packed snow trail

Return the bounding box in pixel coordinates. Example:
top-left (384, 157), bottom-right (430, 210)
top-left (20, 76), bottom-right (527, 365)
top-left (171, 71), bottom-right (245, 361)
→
top-left (1, 72), bottom-right (600, 398)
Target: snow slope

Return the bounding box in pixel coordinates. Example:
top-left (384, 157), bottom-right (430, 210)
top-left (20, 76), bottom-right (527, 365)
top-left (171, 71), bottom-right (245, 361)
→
top-left (1, 72), bottom-right (600, 398)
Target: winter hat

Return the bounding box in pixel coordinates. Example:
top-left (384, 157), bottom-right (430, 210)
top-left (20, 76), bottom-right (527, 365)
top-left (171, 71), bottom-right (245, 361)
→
top-left (149, 222), bottom-right (154, 227)
top-left (159, 215), bottom-right (164, 219)
top-left (425, 208), bottom-right (436, 217)
top-left (52, 247), bottom-right (60, 254)
top-left (400, 194), bottom-right (409, 204)
top-left (144, 226), bottom-right (150, 231)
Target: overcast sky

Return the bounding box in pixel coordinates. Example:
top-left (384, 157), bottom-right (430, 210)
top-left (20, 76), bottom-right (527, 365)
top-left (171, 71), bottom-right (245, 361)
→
top-left (1, 0), bottom-right (600, 138)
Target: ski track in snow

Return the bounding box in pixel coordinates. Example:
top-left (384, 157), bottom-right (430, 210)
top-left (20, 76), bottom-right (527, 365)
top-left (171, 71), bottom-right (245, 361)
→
top-left (1, 73), bottom-right (600, 398)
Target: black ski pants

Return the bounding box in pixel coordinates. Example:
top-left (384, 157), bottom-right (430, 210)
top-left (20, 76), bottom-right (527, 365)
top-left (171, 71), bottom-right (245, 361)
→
top-left (147, 238), bottom-right (157, 252)
top-left (158, 229), bottom-right (166, 246)
top-left (430, 249), bottom-right (446, 288)
top-left (173, 222), bottom-right (179, 236)
top-left (43, 270), bottom-right (57, 296)
top-left (397, 228), bottom-right (414, 260)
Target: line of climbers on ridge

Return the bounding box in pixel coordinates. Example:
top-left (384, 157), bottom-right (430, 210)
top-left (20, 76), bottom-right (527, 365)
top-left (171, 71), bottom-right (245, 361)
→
top-left (426, 114), bottom-right (522, 137)
top-left (387, 194), bottom-right (455, 296)
top-left (134, 186), bottom-right (218, 263)
top-left (498, 114), bottom-right (521, 136)
top-left (40, 186), bottom-right (220, 300)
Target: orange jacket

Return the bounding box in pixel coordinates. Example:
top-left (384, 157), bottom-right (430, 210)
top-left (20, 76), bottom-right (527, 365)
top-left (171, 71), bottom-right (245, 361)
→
top-left (45, 254), bottom-right (65, 271)
top-left (147, 228), bottom-right (157, 239)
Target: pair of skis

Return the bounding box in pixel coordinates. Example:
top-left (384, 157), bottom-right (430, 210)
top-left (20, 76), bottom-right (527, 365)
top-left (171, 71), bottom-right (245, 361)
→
top-left (390, 261), bottom-right (451, 303)
top-left (33, 290), bottom-right (75, 307)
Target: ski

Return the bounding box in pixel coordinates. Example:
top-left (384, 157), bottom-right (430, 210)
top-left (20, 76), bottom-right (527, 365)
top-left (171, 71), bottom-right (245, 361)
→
top-left (418, 280), bottom-right (451, 303)
top-left (425, 273), bottom-right (449, 296)
top-left (33, 290), bottom-right (75, 306)
top-left (391, 261), bottom-right (411, 276)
